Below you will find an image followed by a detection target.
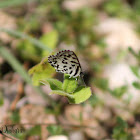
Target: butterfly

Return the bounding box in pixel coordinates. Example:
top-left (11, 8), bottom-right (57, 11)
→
top-left (48, 50), bottom-right (84, 79)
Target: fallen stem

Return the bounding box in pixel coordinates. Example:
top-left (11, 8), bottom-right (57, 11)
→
top-left (0, 130), bottom-right (19, 140)
top-left (3, 123), bottom-right (97, 130)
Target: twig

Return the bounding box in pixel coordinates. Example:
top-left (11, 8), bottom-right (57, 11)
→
top-left (4, 123), bottom-right (97, 130)
top-left (10, 82), bottom-right (24, 111)
top-left (0, 130), bottom-right (19, 140)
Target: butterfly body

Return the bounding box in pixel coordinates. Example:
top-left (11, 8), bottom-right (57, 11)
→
top-left (48, 50), bottom-right (83, 78)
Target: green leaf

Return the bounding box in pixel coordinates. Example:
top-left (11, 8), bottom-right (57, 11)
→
top-left (63, 74), bottom-right (78, 93)
top-left (93, 78), bottom-right (109, 91)
top-left (27, 125), bottom-right (41, 136)
top-left (88, 94), bottom-right (103, 107)
top-left (17, 40), bottom-right (41, 62)
top-left (110, 85), bottom-right (128, 98)
top-left (128, 47), bottom-right (140, 61)
top-left (103, 0), bottom-right (132, 19)
top-left (10, 111), bottom-right (20, 123)
top-left (132, 81), bottom-right (140, 89)
top-left (40, 78), bottom-right (63, 90)
top-left (112, 117), bottom-right (132, 140)
top-left (40, 30), bottom-right (58, 57)
top-left (28, 57), bottom-right (55, 86)
top-left (50, 90), bottom-right (74, 99)
top-left (130, 66), bottom-right (140, 79)
top-left (47, 125), bottom-right (64, 136)
top-left (13, 132), bottom-right (26, 140)
top-left (68, 86), bottom-right (92, 104)
top-left (128, 47), bottom-right (138, 58)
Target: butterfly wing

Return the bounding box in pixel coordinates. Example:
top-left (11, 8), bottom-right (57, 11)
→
top-left (48, 50), bottom-right (82, 78)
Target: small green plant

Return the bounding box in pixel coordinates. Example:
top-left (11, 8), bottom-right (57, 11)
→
top-left (28, 57), bottom-right (56, 86)
top-left (132, 81), bottom-right (140, 89)
top-left (112, 117), bottom-right (132, 140)
top-left (129, 47), bottom-right (140, 90)
top-left (26, 125), bottom-right (41, 137)
top-left (10, 110), bottom-right (20, 123)
top-left (47, 125), bottom-right (65, 136)
top-left (110, 85), bottom-right (128, 98)
top-left (29, 59), bottom-right (91, 104)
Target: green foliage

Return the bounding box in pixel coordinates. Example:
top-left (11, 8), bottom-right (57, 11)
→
top-left (13, 125), bottom-right (41, 139)
top-left (13, 132), bottom-right (26, 140)
top-left (40, 30), bottom-right (58, 57)
top-left (68, 86), bottom-right (91, 104)
top-left (104, 0), bottom-right (122, 16)
top-left (45, 103), bottom-right (62, 115)
top-left (17, 30), bottom-right (58, 62)
top-left (0, 92), bottom-right (4, 106)
top-left (10, 111), bottom-right (20, 123)
top-left (130, 66), bottom-right (140, 79)
top-left (28, 57), bottom-right (55, 86)
top-left (72, 8), bottom-right (97, 49)
top-left (112, 117), bottom-right (132, 140)
top-left (95, 39), bottom-right (107, 48)
top-left (26, 125), bottom-right (41, 136)
top-left (63, 74), bottom-right (78, 93)
top-left (93, 78), bottom-right (109, 91)
top-left (17, 40), bottom-right (41, 62)
top-left (28, 51), bottom-right (91, 103)
top-left (133, 0), bottom-right (140, 15)
top-left (132, 81), bottom-right (140, 89)
top-left (1, 0), bottom-right (140, 138)
top-left (128, 47), bottom-right (140, 61)
top-left (103, 0), bottom-right (133, 19)
top-left (40, 78), bottom-right (63, 90)
top-left (39, 73), bottom-right (91, 104)
top-left (50, 90), bottom-right (74, 98)
top-left (88, 94), bottom-right (103, 107)
top-left (91, 62), bottom-right (102, 73)
top-left (129, 47), bottom-right (140, 92)
top-left (71, 111), bottom-right (83, 124)
top-left (110, 85), bottom-right (128, 98)
top-left (47, 125), bottom-right (64, 136)
top-left (0, 46), bottom-right (55, 105)
top-left (51, 6), bottom-right (97, 49)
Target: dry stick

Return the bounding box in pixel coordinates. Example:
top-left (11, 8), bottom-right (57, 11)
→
top-left (5, 123), bottom-right (97, 130)
top-left (0, 123), bottom-right (98, 139)
top-left (0, 130), bottom-right (19, 140)
top-left (10, 82), bottom-right (24, 111)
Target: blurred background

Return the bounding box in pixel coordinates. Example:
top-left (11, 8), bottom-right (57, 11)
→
top-left (0, 0), bottom-right (140, 139)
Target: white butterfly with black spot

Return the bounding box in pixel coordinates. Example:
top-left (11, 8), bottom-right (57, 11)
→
top-left (48, 50), bottom-right (83, 78)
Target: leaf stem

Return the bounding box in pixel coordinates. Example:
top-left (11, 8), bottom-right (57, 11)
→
top-left (0, 130), bottom-right (19, 140)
